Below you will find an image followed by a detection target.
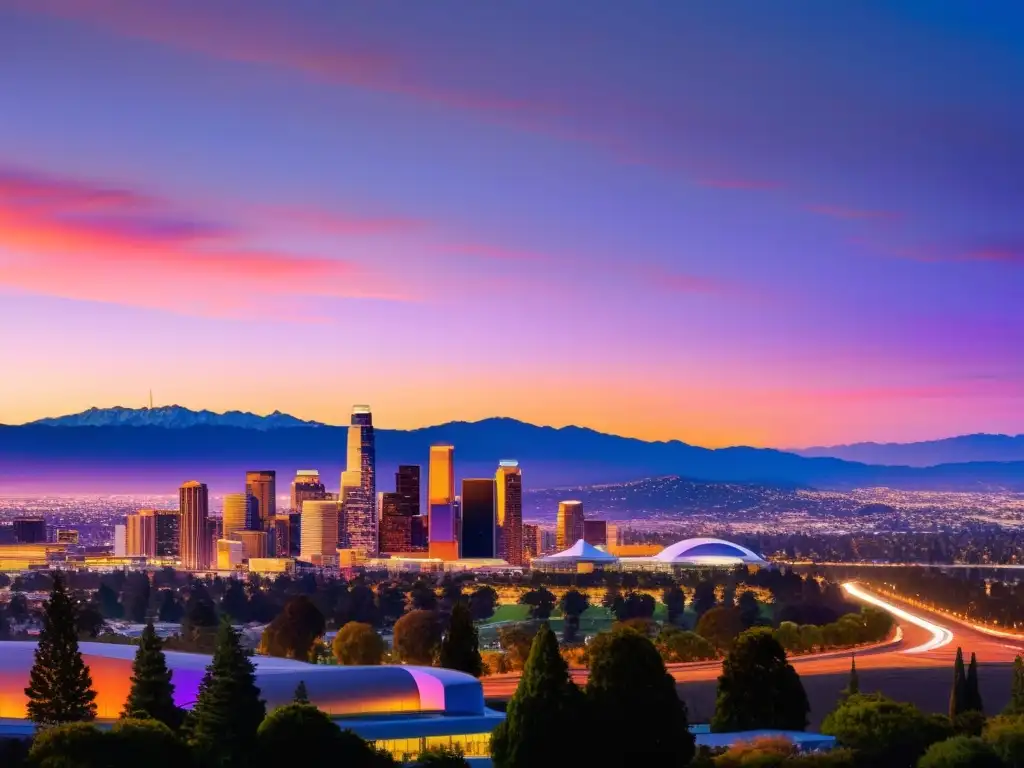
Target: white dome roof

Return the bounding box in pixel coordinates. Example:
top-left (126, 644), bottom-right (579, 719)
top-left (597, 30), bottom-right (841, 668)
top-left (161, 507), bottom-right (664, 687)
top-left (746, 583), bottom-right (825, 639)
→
top-left (654, 537), bottom-right (765, 565)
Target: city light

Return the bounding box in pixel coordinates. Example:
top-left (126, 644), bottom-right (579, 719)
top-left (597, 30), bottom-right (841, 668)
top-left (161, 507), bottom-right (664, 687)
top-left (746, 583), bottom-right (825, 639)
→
top-left (842, 582), bottom-right (953, 654)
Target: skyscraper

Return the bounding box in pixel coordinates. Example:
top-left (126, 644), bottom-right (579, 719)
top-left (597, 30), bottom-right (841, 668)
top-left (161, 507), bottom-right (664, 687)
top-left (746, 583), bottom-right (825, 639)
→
top-left (428, 444), bottom-right (457, 560)
top-left (13, 518), bottom-right (46, 544)
top-left (378, 492), bottom-right (412, 553)
top-left (155, 511), bottom-right (180, 557)
top-left (583, 519), bottom-right (608, 547)
top-left (274, 514), bottom-right (292, 558)
top-left (522, 523), bottom-right (540, 560)
top-left (290, 470), bottom-right (326, 512)
top-left (495, 460), bottom-right (524, 566)
top-left (126, 509), bottom-right (157, 557)
top-left (556, 500), bottom-right (585, 550)
top-left (461, 479), bottom-right (496, 559)
top-left (180, 480), bottom-right (210, 570)
top-left (340, 405), bottom-right (377, 557)
top-left (235, 530), bottom-right (268, 561)
top-left (222, 493), bottom-right (258, 540)
top-left (301, 499), bottom-right (339, 566)
top-left (396, 465), bottom-right (421, 517)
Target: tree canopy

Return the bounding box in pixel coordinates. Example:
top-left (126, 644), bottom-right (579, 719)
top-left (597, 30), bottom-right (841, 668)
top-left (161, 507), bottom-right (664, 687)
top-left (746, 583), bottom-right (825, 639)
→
top-left (393, 610), bottom-right (442, 665)
top-left (918, 735), bottom-right (1001, 768)
top-left (122, 622), bottom-right (182, 730)
top-left (332, 622), bottom-right (385, 665)
top-left (260, 595), bottom-right (325, 662)
top-left (438, 602), bottom-right (483, 677)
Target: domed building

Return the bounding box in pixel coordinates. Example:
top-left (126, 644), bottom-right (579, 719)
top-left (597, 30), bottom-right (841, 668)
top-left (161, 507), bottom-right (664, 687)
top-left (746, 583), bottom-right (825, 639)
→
top-left (533, 536), bottom-right (768, 573)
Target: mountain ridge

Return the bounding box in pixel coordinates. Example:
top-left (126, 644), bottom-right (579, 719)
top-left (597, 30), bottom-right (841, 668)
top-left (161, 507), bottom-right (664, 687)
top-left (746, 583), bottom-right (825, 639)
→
top-left (797, 433), bottom-right (1024, 466)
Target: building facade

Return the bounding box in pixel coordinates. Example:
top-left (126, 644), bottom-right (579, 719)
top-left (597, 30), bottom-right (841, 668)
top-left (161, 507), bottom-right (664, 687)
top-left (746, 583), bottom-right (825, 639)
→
top-left (301, 499), bottom-right (339, 566)
top-left (180, 480), bottom-right (210, 570)
top-left (12, 518), bottom-right (46, 544)
top-left (341, 406), bottom-right (377, 557)
top-left (460, 479), bottom-right (496, 559)
top-left (290, 469), bottom-right (326, 513)
top-left (155, 511), bottom-right (180, 557)
top-left (495, 460), bottom-right (523, 566)
top-left (126, 509), bottom-right (157, 557)
top-left (245, 470), bottom-right (276, 554)
top-left (428, 444), bottom-right (457, 560)
top-left (379, 492), bottom-right (411, 553)
top-left (556, 501), bottom-right (585, 550)
top-left (222, 492), bottom-right (258, 541)
top-left (522, 523), bottom-right (539, 560)
top-left (583, 519), bottom-right (608, 547)
top-left (235, 530), bottom-right (268, 561)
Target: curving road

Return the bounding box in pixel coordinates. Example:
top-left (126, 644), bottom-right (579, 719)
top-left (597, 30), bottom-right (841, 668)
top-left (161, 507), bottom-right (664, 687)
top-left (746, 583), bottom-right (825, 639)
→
top-left (480, 583), bottom-right (1024, 699)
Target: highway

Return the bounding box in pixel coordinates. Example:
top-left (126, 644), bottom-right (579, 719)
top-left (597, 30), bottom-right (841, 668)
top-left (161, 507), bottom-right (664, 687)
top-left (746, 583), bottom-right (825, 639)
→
top-left (480, 583), bottom-right (1024, 699)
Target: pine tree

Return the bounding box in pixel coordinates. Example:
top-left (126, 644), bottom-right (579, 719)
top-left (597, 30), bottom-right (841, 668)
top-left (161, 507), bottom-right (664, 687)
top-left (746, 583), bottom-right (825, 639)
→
top-left (293, 680), bottom-right (309, 704)
top-left (122, 622), bottom-right (181, 729)
top-left (841, 655), bottom-right (859, 701)
top-left (188, 619), bottom-right (266, 767)
top-left (950, 646), bottom-right (968, 719)
top-left (966, 652), bottom-right (984, 713)
top-left (24, 572), bottom-right (98, 724)
top-left (1005, 655), bottom-right (1024, 715)
top-left (438, 602), bottom-right (483, 677)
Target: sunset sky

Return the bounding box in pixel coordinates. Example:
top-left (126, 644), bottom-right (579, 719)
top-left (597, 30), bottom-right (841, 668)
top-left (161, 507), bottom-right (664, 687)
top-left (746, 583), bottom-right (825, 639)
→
top-left (1, 1), bottom-right (1022, 448)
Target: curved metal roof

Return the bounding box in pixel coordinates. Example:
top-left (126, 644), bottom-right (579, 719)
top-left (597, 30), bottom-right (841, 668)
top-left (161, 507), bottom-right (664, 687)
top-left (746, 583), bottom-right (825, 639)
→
top-left (654, 537), bottom-right (765, 564)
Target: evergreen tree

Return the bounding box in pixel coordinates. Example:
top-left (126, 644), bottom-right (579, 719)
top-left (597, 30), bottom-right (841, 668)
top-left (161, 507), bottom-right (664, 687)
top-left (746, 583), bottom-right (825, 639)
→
top-left (840, 655), bottom-right (859, 701)
top-left (188, 619), bottom-right (266, 767)
top-left (1004, 655), bottom-right (1024, 715)
top-left (293, 680), bottom-right (309, 704)
top-left (491, 623), bottom-right (584, 768)
top-left (438, 603), bottom-right (483, 677)
top-left (966, 651), bottom-right (984, 713)
top-left (950, 647), bottom-right (968, 719)
top-left (24, 573), bottom-right (98, 724)
top-left (122, 622), bottom-right (181, 729)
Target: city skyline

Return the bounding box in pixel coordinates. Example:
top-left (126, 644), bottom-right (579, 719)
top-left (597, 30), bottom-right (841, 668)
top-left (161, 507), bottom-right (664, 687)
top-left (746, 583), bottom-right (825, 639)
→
top-left (2, 3), bottom-right (1022, 448)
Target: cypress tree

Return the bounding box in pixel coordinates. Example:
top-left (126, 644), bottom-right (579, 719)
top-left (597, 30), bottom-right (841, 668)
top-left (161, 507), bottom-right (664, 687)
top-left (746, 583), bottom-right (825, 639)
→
top-left (950, 646), bottom-right (968, 719)
top-left (188, 618), bottom-right (266, 767)
top-left (491, 623), bottom-right (583, 768)
top-left (1005, 655), bottom-right (1024, 715)
top-left (966, 652), bottom-right (983, 713)
top-left (841, 655), bottom-right (859, 701)
top-left (24, 572), bottom-right (98, 724)
top-left (122, 622), bottom-right (181, 729)
top-left (438, 602), bottom-right (483, 677)
top-left (293, 680), bottom-right (309, 704)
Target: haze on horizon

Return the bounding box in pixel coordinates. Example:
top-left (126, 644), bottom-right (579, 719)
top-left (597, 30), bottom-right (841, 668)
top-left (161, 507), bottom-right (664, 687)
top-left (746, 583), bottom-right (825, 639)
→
top-left (1, 2), bottom-right (1022, 448)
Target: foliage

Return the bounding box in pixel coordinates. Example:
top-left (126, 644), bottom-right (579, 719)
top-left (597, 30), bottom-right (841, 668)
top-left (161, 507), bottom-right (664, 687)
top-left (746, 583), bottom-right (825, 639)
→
top-left (1007, 656), bottom-right (1024, 716)
top-left (332, 622), bottom-right (385, 665)
top-left (737, 590), bottom-right (761, 629)
top-left (491, 623), bottom-right (585, 768)
top-left (656, 625), bottom-right (716, 662)
top-left (256, 704), bottom-right (386, 768)
top-left (26, 722), bottom-right (106, 768)
top-left (840, 656), bottom-right (859, 702)
top-left (188, 619), bottom-right (267, 768)
top-left (519, 588), bottom-right (556, 620)
top-left (966, 652), bottom-right (983, 714)
top-left (293, 680), bottom-right (309, 704)
top-left (918, 735), bottom-right (1002, 768)
top-left (410, 581), bottom-right (439, 611)
top-left (586, 626), bottom-right (695, 767)
top-left (559, 589), bottom-right (589, 642)
top-left (468, 586), bottom-right (498, 622)
top-left (393, 610), bottom-right (442, 665)
top-left (820, 693), bottom-right (953, 767)
top-left (712, 628), bottom-right (808, 733)
top-left (713, 735), bottom-right (795, 767)
top-left (983, 714), bottom-right (1024, 766)
top-left (260, 595), bottom-right (325, 662)
top-left (75, 601), bottom-right (106, 639)
top-left (497, 624), bottom-right (537, 671)
top-left (696, 606), bottom-right (744, 653)
top-left (438, 602), bottom-right (484, 677)
top-left (122, 622), bottom-right (182, 729)
top-left (950, 647), bottom-right (968, 719)
top-left (108, 718), bottom-right (194, 768)
top-left (662, 585), bottom-right (687, 625)
top-left (25, 573), bottom-right (98, 724)
top-left (952, 710), bottom-right (986, 737)
top-left (413, 744), bottom-right (470, 767)
top-left (692, 579), bottom-right (718, 618)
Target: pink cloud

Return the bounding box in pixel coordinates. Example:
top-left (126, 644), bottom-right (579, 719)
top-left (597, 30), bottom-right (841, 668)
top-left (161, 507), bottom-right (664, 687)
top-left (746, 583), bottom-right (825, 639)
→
top-left (440, 241), bottom-right (553, 262)
top-left (264, 206), bottom-right (426, 238)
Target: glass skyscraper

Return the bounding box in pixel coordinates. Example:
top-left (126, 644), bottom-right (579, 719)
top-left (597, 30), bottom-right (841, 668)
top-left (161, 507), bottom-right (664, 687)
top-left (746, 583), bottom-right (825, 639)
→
top-left (341, 405), bottom-right (377, 557)
top-left (460, 479), bottom-right (496, 559)
top-left (179, 480), bottom-right (209, 570)
top-left (245, 470), bottom-right (276, 554)
top-left (428, 444), bottom-right (458, 560)
top-left (496, 460), bottom-right (524, 565)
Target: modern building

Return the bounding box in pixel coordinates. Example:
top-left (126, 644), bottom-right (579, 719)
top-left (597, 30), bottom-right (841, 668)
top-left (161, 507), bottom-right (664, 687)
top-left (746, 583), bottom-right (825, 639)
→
top-left (216, 539), bottom-right (243, 570)
top-left (522, 523), bottom-right (539, 560)
top-left (533, 536), bottom-right (769, 573)
top-left (460, 479), bottom-right (496, 559)
top-left (606, 523), bottom-right (620, 550)
top-left (290, 469), bottom-right (326, 513)
top-left (235, 530), bottom-right (268, 561)
top-left (12, 518), bottom-right (46, 544)
top-left (179, 481), bottom-right (210, 570)
top-left (301, 499), bottom-right (340, 566)
top-left (245, 470), bottom-right (276, 554)
top-left (273, 514), bottom-right (293, 558)
top-left (428, 444), bottom-right (457, 561)
top-left (126, 509), bottom-right (157, 557)
top-left (495, 460), bottom-right (523, 566)
top-left (411, 516), bottom-right (428, 551)
top-left (222, 493), bottom-right (258, 541)
top-left (55, 529), bottom-right (79, 545)
top-left (583, 519), bottom-right (608, 547)
top-left (155, 511), bottom-right (180, 557)
top-left (556, 501), bottom-right (585, 550)
top-left (112, 524), bottom-right (126, 558)
top-left (395, 464), bottom-right (420, 517)
top-left (379, 492), bottom-right (411, 553)
top-left (341, 406), bottom-right (377, 557)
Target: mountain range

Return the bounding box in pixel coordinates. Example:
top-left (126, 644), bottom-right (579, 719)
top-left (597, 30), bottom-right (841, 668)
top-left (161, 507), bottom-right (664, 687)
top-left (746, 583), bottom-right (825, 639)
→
top-left (2, 406), bottom-right (1023, 493)
top-left (796, 434), bottom-right (1024, 467)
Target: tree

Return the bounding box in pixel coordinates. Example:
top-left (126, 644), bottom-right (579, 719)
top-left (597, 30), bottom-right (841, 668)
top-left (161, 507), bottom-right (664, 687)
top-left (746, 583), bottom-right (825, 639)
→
top-left (25, 573), bottom-right (98, 724)
top-left (662, 586), bottom-right (686, 626)
top-left (157, 590), bottom-right (184, 623)
top-left (983, 715), bottom-right (1024, 766)
top-left (260, 595), bottom-right (325, 662)
top-left (414, 745), bottom-right (469, 767)
top-left (737, 590), bottom-right (761, 629)
top-left (108, 718), bottom-right (194, 768)
top-left (950, 647), bottom-right (968, 719)
top-left (293, 680), bottom-right (309, 704)
top-left (439, 603), bottom-right (483, 677)
top-left (1006, 655), bottom-right (1024, 716)
top-left (497, 624), bottom-right (537, 671)
top-left (410, 581), bottom-right (438, 611)
top-left (519, 588), bottom-right (555, 621)
top-left (468, 586), bottom-right (498, 622)
top-left (256, 704), bottom-right (384, 768)
top-left (692, 579), bottom-right (717, 618)
top-left (75, 602), bottom-right (106, 639)
top-left (393, 610), bottom-right (442, 665)
top-left (696, 606), bottom-right (744, 654)
top-left (26, 722), bottom-right (106, 768)
top-left (840, 656), bottom-right (859, 702)
top-left (918, 735), bottom-right (1001, 768)
top-left (491, 624), bottom-right (584, 768)
top-left (122, 622), bottom-right (181, 730)
top-left (586, 626), bottom-right (695, 767)
top-left (376, 584), bottom-right (407, 626)
top-left (821, 693), bottom-right (953, 767)
top-left (188, 619), bottom-right (267, 768)
top-left (966, 652), bottom-right (983, 714)
top-left (712, 628), bottom-right (808, 732)
top-left (333, 622), bottom-right (385, 665)
top-left (559, 589), bottom-right (589, 643)
top-left (655, 626), bottom-right (716, 663)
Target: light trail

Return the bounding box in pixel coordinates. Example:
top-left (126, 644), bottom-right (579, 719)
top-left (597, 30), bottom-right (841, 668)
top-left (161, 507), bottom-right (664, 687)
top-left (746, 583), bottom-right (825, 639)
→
top-left (842, 582), bottom-right (953, 654)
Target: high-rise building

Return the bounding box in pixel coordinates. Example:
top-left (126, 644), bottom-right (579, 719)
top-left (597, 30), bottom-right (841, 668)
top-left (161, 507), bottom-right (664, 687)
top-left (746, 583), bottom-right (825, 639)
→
top-left (56, 529), bottom-right (79, 545)
top-left (222, 493), bottom-right (258, 540)
top-left (606, 523), bottom-right (620, 550)
top-left (461, 479), bottom-right (496, 559)
top-left (126, 509), bottom-right (157, 557)
top-left (396, 465), bottom-right (421, 517)
top-left (245, 470), bottom-right (276, 554)
top-left (155, 511), bottom-right (180, 557)
top-left (522, 523), bottom-right (540, 560)
top-left (113, 524), bottom-right (126, 557)
top-left (556, 500), bottom-right (585, 550)
top-left (274, 514), bottom-right (292, 558)
top-left (584, 520), bottom-right (608, 547)
top-left (378, 492), bottom-right (412, 553)
top-left (13, 518), bottom-right (46, 544)
top-left (301, 499), bottom-right (339, 566)
top-left (290, 470), bottom-right (326, 512)
top-left (180, 481), bottom-right (210, 570)
top-left (288, 512), bottom-right (301, 556)
top-left (540, 528), bottom-right (557, 554)
top-left (340, 406), bottom-right (377, 557)
top-left (411, 516), bottom-right (428, 551)
top-left (216, 539), bottom-right (243, 570)
top-left (235, 530), bottom-right (268, 561)
top-left (495, 460), bottom-right (523, 566)
top-left (428, 444), bottom-right (457, 560)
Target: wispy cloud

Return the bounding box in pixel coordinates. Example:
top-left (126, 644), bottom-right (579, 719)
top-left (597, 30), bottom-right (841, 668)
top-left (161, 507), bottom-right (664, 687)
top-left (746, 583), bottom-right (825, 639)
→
top-left (263, 206), bottom-right (425, 238)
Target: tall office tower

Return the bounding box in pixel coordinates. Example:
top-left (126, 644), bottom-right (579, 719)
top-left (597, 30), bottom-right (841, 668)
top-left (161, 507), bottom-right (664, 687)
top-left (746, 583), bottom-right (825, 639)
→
top-left (460, 479), bottom-right (496, 559)
top-left (290, 469), bottom-right (326, 512)
top-left (411, 516), bottom-right (428, 551)
top-left (216, 539), bottom-right (243, 570)
top-left (126, 509), bottom-right (157, 557)
top-left (155, 511), bottom-right (180, 557)
top-left (300, 500), bottom-right (339, 565)
top-left (495, 460), bottom-right (524, 566)
top-left (606, 523), bottom-right (620, 549)
top-left (222, 493), bottom-right (258, 541)
top-left (180, 480), bottom-right (210, 570)
top-left (113, 524), bottom-right (127, 557)
top-left (522, 523), bottom-right (539, 560)
top-left (583, 519), bottom-right (608, 547)
top-left (13, 518), bottom-right (46, 544)
top-left (288, 512), bottom-right (301, 556)
top-left (245, 470), bottom-right (276, 554)
top-left (235, 530), bottom-right (268, 561)
top-left (556, 500), bottom-right (585, 550)
top-left (395, 465), bottom-right (421, 517)
top-left (378, 492), bottom-right (412, 553)
top-left (340, 405), bottom-right (376, 557)
top-left (274, 515), bottom-right (292, 558)
top-left (540, 529), bottom-right (557, 554)
top-left (428, 444), bottom-right (457, 560)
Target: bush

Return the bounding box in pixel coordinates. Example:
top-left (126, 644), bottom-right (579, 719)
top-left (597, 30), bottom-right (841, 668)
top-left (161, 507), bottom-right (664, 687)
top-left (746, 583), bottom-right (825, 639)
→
top-left (983, 715), bottom-right (1024, 766)
top-left (332, 622), bottom-right (385, 665)
top-left (918, 736), bottom-right (1001, 768)
top-left (656, 626), bottom-right (717, 663)
top-left (27, 722), bottom-right (106, 768)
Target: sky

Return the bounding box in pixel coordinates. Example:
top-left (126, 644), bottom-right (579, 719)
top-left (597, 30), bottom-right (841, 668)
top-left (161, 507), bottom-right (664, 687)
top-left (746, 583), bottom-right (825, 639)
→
top-left (1, 1), bottom-right (1022, 449)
